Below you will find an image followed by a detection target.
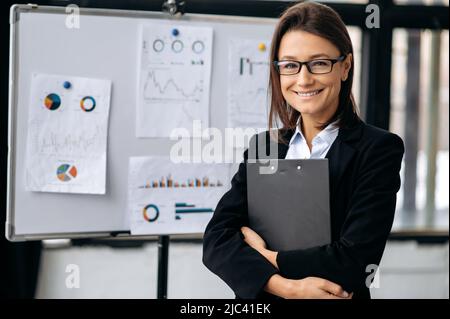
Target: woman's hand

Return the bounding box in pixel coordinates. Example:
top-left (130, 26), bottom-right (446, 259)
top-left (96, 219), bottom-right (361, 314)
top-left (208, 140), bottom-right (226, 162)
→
top-left (241, 227), bottom-right (353, 299)
top-left (287, 277), bottom-right (353, 299)
top-left (266, 275), bottom-right (353, 299)
top-left (241, 226), bottom-right (278, 269)
top-left (240, 226), bottom-right (267, 250)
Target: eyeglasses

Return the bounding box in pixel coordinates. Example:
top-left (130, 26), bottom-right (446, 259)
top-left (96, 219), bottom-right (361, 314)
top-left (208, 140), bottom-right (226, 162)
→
top-left (274, 55), bottom-right (346, 75)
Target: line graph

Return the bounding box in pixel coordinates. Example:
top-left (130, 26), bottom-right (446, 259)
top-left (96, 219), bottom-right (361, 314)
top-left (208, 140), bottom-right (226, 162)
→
top-left (32, 124), bottom-right (106, 155)
top-left (229, 86), bottom-right (269, 129)
top-left (142, 69), bottom-right (203, 103)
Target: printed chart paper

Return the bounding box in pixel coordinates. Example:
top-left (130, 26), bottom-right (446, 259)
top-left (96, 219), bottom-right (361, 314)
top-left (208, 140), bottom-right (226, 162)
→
top-left (228, 38), bottom-right (271, 131)
top-left (25, 73), bottom-right (111, 194)
top-left (128, 157), bottom-right (230, 235)
top-left (137, 24), bottom-right (213, 137)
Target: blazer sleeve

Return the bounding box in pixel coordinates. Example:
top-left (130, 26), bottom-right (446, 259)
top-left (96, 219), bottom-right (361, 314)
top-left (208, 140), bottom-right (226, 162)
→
top-left (202, 137), bottom-right (279, 299)
top-left (276, 133), bottom-right (405, 293)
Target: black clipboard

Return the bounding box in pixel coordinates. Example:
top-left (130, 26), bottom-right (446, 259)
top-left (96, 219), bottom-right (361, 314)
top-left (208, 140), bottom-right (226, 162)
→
top-left (247, 159), bottom-right (331, 251)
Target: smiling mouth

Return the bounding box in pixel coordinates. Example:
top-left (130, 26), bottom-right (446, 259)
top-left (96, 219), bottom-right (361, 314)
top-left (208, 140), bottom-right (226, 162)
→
top-left (296, 89), bottom-right (324, 97)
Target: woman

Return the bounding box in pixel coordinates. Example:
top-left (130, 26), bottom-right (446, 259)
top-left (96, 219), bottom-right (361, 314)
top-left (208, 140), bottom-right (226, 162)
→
top-left (202, 1), bottom-right (404, 299)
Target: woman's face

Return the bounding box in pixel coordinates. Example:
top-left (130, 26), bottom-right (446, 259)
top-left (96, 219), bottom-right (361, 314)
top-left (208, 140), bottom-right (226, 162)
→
top-left (278, 30), bottom-right (352, 122)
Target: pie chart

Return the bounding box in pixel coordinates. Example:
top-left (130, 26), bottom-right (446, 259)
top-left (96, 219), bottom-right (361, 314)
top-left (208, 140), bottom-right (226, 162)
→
top-left (56, 164), bottom-right (77, 182)
top-left (44, 93), bottom-right (61, 110)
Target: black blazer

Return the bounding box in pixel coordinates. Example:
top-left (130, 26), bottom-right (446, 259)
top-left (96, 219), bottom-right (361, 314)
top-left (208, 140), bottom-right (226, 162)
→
top-left (202, 120), bottom-right (405, 299)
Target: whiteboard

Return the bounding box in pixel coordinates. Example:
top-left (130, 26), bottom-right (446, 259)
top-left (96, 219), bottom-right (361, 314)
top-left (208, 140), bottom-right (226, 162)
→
top-left (6, 4), bottom-right (277, 241)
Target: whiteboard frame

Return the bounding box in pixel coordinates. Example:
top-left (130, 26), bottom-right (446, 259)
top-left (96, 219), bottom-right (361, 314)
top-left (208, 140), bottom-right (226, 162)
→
top-left (6, 4), bottom-right (277, 241)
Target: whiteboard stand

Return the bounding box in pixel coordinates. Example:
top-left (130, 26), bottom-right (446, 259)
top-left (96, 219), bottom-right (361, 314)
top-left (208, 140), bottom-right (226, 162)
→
top-left (157, 235), bottom-right (170, 299)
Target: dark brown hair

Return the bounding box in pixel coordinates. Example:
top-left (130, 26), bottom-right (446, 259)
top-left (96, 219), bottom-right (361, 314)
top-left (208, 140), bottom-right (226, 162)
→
top-left (268, 1), bottom-right (360, 142)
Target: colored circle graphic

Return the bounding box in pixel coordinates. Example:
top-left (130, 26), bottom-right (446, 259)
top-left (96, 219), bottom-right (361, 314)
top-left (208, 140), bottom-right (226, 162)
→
top-left (143, 204), bottom-right (159, 222)
top-left (56, 164), bottom-right (77, 182)
top-left (171, 39), bottom-right (184, 53)
top-left (192, 40), bottom-right (205, 54)
top-left (44, 93), bottom-right (61, 110)
top-left (153, 39), bottom-right (164, 52)
top-left (80, 96), bottom-right (96, 112)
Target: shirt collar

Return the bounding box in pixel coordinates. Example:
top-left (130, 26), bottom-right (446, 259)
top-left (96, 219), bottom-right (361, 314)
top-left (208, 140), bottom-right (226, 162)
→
top-left (288, 116), bottom-right (339, 147)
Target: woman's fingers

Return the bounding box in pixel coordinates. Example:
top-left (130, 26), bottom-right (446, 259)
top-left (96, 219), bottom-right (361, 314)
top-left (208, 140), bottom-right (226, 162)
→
top-left (319, 279), bottom-right (350, 298)
top-left (322, 292), bottom-right (352, 299)
top-left (240, 227), bottom-right (252, 242)
top-left (240, 226), bottom-right (266, 248)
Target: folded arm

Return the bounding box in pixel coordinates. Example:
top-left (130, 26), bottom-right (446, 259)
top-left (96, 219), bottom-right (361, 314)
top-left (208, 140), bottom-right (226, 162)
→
top-left (241, 226), bottom-right (352, 299)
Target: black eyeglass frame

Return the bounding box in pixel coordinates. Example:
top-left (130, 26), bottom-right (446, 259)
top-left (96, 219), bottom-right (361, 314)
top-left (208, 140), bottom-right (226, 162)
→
top-left (273, 55), bottom-right (347, 75)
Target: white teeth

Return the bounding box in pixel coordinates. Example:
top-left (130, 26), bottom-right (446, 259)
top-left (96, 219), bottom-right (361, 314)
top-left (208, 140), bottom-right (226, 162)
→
top-left (297, 90), bottom-right (321, 97)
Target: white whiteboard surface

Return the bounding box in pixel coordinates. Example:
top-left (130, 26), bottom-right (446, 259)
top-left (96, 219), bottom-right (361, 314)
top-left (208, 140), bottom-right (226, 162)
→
top-left (6, 4), bottom-right (277, 241)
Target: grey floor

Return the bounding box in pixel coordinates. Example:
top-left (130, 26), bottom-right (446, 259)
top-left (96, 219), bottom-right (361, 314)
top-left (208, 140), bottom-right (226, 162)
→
top-left (35, 240), bottom-right (449, 299)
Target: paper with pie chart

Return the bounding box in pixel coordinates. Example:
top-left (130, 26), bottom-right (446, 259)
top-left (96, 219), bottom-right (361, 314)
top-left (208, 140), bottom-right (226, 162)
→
top-left (228, 38), bottom-right (271, 131)
top-left (127, 156), bottom-right (231, 235)
top-left (136, 24), bottom-right (213, 137)
top-left (25, 73), bottom-right (111, 194)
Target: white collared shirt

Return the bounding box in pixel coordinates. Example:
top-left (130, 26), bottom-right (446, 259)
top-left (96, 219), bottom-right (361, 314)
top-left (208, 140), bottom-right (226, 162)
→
top-left (285, 120), bottom-right (340, 159)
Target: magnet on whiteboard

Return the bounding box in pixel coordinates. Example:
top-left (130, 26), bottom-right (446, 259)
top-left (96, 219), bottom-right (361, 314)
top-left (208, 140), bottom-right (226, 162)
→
top-left (63, 81), bottom-right (71, 89)
top-left (172, 28), bottom-right (179, 36)
top-left (258, 43), bottom-right (266, 51)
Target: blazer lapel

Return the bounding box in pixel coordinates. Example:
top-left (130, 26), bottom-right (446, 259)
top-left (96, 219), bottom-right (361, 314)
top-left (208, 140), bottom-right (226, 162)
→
top-left (325, 121), bottom-right (364, 197)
